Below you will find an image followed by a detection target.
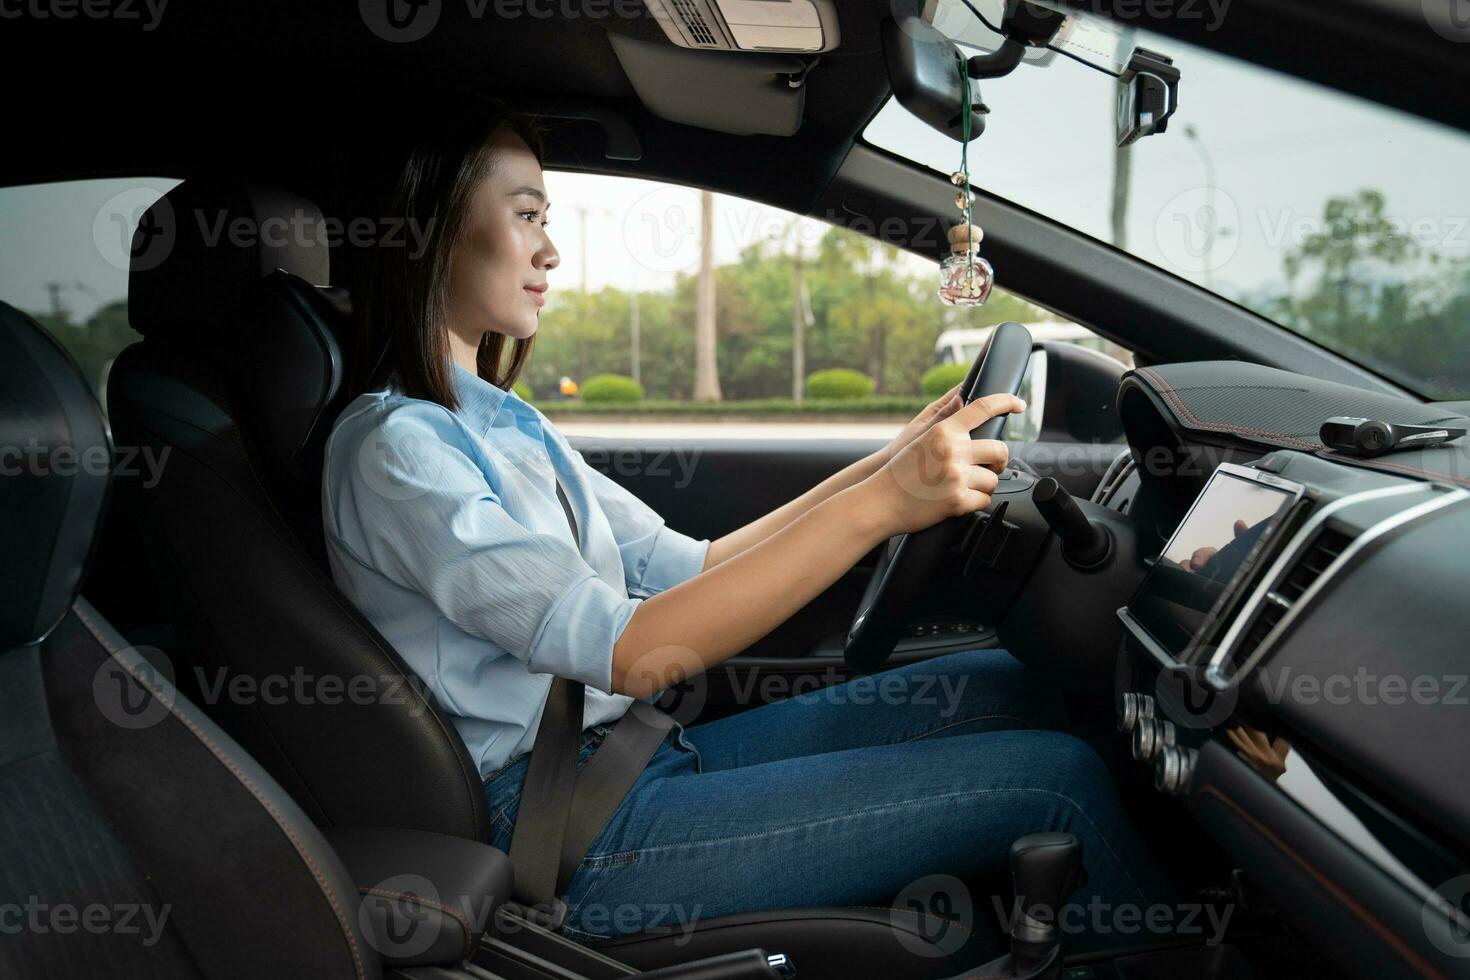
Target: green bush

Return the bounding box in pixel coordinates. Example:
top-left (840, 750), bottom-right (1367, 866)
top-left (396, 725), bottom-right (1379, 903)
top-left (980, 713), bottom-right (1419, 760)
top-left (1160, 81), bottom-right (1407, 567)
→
top-left (804, 368), bottom-right (874, 401)
top-left (512, 380), bottom-right (533, 402)
top-left (580, 374), bottom-right (645, 404)
top-left (921, 363), bottom-right (970, 398)
top-left (537, 397), bottom-right (928, 416)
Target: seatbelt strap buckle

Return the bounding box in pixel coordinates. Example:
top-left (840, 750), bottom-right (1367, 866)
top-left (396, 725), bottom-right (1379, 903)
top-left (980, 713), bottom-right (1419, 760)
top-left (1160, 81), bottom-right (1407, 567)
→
top-left (502, 896), bottom-right (569, 932)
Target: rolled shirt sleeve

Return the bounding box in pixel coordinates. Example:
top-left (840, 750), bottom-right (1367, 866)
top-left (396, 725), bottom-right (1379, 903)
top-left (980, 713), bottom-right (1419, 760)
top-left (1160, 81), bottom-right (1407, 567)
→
top-left (575, 456), bottom-right (711, 597)
top-left (341, 407), bottom-right (637, 694)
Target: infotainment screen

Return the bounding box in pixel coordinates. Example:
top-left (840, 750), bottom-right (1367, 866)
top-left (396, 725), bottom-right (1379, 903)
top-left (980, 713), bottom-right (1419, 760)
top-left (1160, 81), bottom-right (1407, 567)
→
top-left (1125, 464), bottom-right (1305, 663)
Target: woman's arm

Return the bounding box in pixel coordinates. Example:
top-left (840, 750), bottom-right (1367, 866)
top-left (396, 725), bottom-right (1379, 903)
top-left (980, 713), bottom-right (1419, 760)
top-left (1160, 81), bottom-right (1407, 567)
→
top-left (700, 384), bottom-right (965, 570)
top-left (612, 391), bottom-right (1020, 697)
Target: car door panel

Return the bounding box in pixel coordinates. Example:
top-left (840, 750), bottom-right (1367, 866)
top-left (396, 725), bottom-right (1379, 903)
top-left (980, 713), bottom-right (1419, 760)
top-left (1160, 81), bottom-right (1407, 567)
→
top-left (568, 435), bottom-right (1123, 719)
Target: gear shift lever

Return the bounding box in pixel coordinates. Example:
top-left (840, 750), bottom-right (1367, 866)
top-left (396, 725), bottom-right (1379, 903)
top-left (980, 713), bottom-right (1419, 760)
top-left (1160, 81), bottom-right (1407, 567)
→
top-left (1010, 832), bottom-right (1087, 979)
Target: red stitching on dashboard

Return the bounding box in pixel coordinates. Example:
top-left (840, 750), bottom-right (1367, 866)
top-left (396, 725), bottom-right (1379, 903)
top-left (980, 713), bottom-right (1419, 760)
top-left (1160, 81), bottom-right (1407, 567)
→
top-left (1136, 367), bottom-right (1322, 450)
top-left (1196, 785), bottom-right (1446, 979)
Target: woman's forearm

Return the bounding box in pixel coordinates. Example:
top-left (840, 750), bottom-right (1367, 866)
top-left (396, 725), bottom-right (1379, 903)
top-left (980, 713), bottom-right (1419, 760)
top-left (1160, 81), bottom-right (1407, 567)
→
top-left (700, 450), bottom-right (886, 570)
top-left (612, 477), bottom-right (893, 698)
top-left (612, 389), bottom-right (1024, 699)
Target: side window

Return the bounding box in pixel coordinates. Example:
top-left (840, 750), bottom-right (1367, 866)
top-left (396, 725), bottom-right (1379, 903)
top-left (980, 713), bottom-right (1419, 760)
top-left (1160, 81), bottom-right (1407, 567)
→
top-left (533, 171), bottom-right (1128, 441)
top-left (0, 178), bottom-right (181, 415)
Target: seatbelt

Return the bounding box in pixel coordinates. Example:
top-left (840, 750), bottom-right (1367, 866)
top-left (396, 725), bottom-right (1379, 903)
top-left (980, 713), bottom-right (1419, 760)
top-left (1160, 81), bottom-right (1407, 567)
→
top-left (506, 476), bottom-right (676, 928)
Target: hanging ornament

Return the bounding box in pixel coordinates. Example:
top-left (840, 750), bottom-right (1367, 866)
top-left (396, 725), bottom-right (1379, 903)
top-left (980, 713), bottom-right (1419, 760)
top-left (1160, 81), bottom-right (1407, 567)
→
top-left (939, 249), bottom-right (994, 307)
top-left (938, 53), bottom-right (991, 308)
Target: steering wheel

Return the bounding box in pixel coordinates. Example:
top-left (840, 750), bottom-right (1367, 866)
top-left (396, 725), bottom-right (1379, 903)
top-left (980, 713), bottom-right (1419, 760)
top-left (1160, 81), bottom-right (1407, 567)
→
top-left (844, 321), bottom-right (1034, 674)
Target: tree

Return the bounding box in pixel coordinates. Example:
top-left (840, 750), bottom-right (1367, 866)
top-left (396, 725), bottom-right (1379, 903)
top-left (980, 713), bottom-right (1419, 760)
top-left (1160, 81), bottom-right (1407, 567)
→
top-left (1269, 189), bottom-right (1470, 399)
top-left (693, 191), bottom-right (722, 401)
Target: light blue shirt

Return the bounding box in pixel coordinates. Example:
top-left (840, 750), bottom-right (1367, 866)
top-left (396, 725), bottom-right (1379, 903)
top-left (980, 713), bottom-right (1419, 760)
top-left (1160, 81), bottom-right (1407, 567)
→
top-left (321, 363), bottom-right (711, 780)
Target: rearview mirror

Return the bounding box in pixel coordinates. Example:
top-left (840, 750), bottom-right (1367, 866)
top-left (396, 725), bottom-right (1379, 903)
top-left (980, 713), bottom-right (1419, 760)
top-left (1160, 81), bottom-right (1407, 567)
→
top-left (1116, 48), bottom-right (1180, 146)
top-left (881, 16), bottom-right (988, 142)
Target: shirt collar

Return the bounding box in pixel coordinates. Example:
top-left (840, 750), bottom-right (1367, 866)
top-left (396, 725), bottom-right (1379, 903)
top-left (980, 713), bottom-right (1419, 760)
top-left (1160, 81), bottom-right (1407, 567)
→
top-left (448, 360), bottom-right (532, 433)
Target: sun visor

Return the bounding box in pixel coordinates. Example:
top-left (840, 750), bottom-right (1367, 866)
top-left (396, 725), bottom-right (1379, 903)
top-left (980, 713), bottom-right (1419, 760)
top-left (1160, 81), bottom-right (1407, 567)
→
top-left (608, 31), bottom-right (808, 137)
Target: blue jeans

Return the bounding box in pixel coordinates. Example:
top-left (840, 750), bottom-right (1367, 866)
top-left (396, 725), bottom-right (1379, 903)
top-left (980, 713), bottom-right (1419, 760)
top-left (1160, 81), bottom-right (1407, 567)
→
top-left (486, 650), bottom-right (1175, 950)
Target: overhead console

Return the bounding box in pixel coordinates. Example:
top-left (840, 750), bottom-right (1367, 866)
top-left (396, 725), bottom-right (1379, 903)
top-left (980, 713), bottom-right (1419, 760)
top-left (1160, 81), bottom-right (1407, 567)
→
top-left (642, 0), bottom-right (839, 53)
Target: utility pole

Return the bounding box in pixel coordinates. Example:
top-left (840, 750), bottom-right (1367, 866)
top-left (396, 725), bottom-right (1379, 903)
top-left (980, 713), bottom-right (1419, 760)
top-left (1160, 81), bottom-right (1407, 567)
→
top-left (1111, 141), bottom-right (1132, 251)
top-left (788, 221), bottom-right (810, 403)
top-left (693, 190), bottom-right (722, 401)
top-left (1184, 125), bottom-right (1218, 289)
top-left (630, 286), bottom-right (641, 386)
top-left (43, 282), bottom-right (66, 322)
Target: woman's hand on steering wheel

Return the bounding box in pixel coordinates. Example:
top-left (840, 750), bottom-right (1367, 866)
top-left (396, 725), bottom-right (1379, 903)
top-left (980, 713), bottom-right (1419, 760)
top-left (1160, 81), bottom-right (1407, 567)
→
top-left (876, 383), bottom-right (966, 466)
top-left (865, 392), bottom-right (1025, 536)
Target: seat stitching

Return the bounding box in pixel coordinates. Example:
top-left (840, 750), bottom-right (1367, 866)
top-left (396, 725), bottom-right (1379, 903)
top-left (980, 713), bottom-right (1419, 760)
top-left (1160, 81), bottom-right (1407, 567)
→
top-left (73, 602), bottom-right (369, 980)
top-left (359, 886), bottom-right (473, 962)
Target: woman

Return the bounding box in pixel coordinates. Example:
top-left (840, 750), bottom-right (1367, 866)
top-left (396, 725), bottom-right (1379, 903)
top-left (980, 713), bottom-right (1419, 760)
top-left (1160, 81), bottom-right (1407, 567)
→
top-left (323, 103), bottom-right (1173, 949)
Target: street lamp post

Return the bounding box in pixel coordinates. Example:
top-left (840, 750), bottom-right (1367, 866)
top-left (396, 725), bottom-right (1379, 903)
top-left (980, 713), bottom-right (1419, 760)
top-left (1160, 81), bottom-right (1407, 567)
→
top-left (1183, 124), bottom-right (1217, 288)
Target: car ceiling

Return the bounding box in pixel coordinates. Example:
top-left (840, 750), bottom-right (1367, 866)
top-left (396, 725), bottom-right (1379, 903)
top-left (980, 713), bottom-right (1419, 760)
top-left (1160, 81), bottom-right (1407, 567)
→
top-left (2, 0), bottom-right (895, 215)
top-left (5, 0), bottom-right (1467, 220)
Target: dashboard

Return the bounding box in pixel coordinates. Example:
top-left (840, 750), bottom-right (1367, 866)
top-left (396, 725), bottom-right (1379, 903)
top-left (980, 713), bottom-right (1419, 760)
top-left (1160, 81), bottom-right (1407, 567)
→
top-left (1093, 367), bottom-right (1470, 978)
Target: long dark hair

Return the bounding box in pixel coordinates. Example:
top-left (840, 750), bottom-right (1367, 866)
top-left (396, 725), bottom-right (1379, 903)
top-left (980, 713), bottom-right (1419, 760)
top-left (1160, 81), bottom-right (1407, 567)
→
top-left (351, 100), bottom-right (547, 412)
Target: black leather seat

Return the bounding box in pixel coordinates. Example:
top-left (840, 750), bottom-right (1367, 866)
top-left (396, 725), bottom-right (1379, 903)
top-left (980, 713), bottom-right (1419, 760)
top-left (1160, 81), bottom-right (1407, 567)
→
top-left (106, 179), bottom-right (1000, 978)
top-left (0, 300), bottom-right (378, 980)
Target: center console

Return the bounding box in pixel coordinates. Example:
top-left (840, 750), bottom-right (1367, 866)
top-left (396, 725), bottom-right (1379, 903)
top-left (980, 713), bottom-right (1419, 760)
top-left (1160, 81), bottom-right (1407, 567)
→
top-left (1109, 451), bottom-right (1470, 980)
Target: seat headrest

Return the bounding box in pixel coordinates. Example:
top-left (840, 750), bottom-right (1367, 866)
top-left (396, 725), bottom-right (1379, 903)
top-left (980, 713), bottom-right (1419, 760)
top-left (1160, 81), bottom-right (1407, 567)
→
top-left (128, 180), bottom-right (330, 344)
top-left (0, 302), bottom-right (111, 647)
top-left (232, 270), bottom-right (351, 505)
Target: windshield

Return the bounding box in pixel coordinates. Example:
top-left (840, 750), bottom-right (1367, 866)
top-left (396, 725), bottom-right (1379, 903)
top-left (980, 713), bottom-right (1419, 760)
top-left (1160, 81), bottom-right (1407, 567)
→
top-left (864, 2), bottom-right (1470, 399)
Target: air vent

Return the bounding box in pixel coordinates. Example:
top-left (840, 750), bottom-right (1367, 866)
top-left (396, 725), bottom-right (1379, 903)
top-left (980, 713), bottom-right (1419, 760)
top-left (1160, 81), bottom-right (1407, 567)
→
top-left (1231, 527), bottom-right (1354, 668)
top-left (1275, 527), bottom-right (1352, 602)
top-left (670, 0), bottom-right (721, 46)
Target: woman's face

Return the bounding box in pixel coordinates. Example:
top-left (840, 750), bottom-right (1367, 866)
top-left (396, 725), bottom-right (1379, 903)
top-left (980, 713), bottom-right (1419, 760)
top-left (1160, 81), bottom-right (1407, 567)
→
top-left (446, 126), bottom-right (560, 344)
